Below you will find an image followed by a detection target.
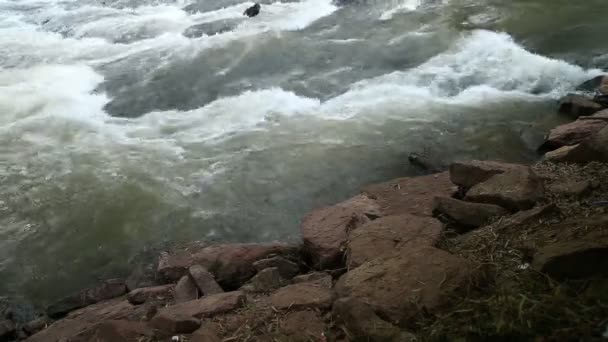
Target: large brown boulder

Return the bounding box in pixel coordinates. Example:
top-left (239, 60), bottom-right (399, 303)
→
top-left (335, 245), bottom-right (478, 325)
top-left (432, 196), bottom-right (508, 229)
top-left (539, 119), bottom-right (607, 151)
top-left (253, 256), bottom-right (300, 279)
top-left (449, 161), bottom-right (525, 189)
top-left (90, 320), bottom-right (153, 342)
top-left (362, 172), bottom-right (455, 217)
top-left (188, 265), bottom-right (224, 296)
top-left (47, 279), bottom-right (127, 318)
top-left (332, 297), bottom-right (416, 342)
top-left (156, 291), bottom-right (245, 319)
top-left (268, 282), bottom-right (333, 310)
top-left (558, 94), bottom-right (604, 119)
top-left (126, 284), bottom-right (174, 305)
top-left (346, 214), bottom-right (442, 268)
top-left (158, 243), bottom-right (297, 288)
top-left (465, 167), bottom-right (544, 211)
top-left (301, 194), bottom-right (381, 270)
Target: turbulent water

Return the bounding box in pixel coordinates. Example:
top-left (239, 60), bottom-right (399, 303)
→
top-left (1, 0), bottom-right (607, 307)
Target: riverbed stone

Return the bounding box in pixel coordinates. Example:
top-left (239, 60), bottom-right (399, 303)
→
top-left (292, 272), bottom-right (332, 288)
top-left (301, 194), bottom-right (381, 270)
top-left (433, 196), bottom-right (508, 229)
top-left (346, 214), bottom-right (442, 268)
top-left (540, 119), bottom-right (608, 151)
top-left (47, 279), bottom-right (127, 318)
top-left (449, 160), bottom-right (526, 189)
top-left (558, 94), bottom-right (604, 119)
top-left (242, 267), bottom-right (284, 292)
top-left (127, 284), bottom-right (174, 305)
top-left (268, 282), bottom-right (333, 310)
top-left (174, 276), bottom-right (199, 303)
top-left (157, 291), bottom-right (246, 318)
top-left (188, 265), bottom-right (224, 296)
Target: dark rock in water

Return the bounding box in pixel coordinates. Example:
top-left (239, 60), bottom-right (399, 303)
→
top-left (558, 94), bottom-right (604, 119)
top-left (244, 3), bottom-right (261, 17)
top-left (47, 279), bottom-right (127, 318)
top-left (0, 320), bottom-right (16, 341)
top-left (183, 19), bottom-right (243, 38)
top-left (433, 196), bottom-right (508, 230)
top-left (125, 261), bottom-right (158, 291)
top-left (576, 75), bottom-right (607, 92)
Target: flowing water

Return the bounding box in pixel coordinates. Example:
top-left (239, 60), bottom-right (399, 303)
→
top-left (1, 0), bottom-right (607, 307)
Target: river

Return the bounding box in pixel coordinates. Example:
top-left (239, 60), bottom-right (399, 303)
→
top-left (0, 0), bottom-right (606, 307)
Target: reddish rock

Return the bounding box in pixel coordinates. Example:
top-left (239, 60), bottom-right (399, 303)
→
top-left (27, 299), bottom-right (145, 342)
top-left (433, 196), bottom-right (508, 229)
top-left (362, 172), bottom-right (455, 217)
top-left (47, 279), bottom-right (127, 318)
top-left (333, 297), bottom-right (416, 341)
top-left (558, 125), bottom-right (608, 163)
top-left (301, 194), bottom-right (381, 270)
top-left (558, 94), bottom-right (604, 119)
top-left (157, 291), bottom-right (246, 318)
top-left (268, 282), bottom-right (333, 310)
top-left (150, 313), bottom-right (200, 334)
top-left (279, 310), bottom-right (326, 340)
top-left (335, 245), bottom-right (478, 324)
top-left (0, 320), bottom-right (15, 341)
top-left (158, 251), bottom-right (193, 282)
top-left (449, 161), bottom-right (525, 189)
top-left (548, 180), bottom-right (592, 197)
top-left (292, 272), bottom-right (333, 288)
top-left (253, 256), bottom-right (300, 279)
top-left (346, 214), bottom-right (442, 268)
top-left (540, 119), bottom-right (607, 151)
top-left (500, 204), bottom-right (558, 227)
top-left (174, 275), bottom-right (199, 303)
top-left (188, 265), bottom-right (223, 296)
top-left (90, 320), bottom-right (153, 342)
top-left (127, 284), bottom-right (174, 305)
top-left (191, 243), bottom-right (297, 289)
top-left (465, 167), bottom-right (544, 211)
top-left (242, 267), bottom-right (284, 292)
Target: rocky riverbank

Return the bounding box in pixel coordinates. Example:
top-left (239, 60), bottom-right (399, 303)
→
top-left (3, 77), bottom-right (608, 341)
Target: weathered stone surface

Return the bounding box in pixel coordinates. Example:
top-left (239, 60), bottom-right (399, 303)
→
top-left (190, 324), bottom-right (222, 342)
top-left (127, 285), bottom-right (174, 305)
top-left (548, 180), bottom-right (592, 197)
top-left (449, 160), bottom-right (525, 189)
top-left (242, 267), bottom-right (284, 292)
top-left (268, 282), bottom-right (333, 310)
top-left (558, 94), bottom-right (604, 119)
top-left (28, 299), bottom-right (145, 342)
top-left (576, 75), bottom-right (607, 92)
top-left (532, 232), bottom-right (608, 279)
top-left (125, 262), bottom-right (158, 291)
top-left (540, 119), bottom-right (607, 151)
top-left (157, 291), bottom-right (246, 318)
top-left (279, 310), bottom-right (326, 341)
top-left (174, 276), bottom-right (199, 303)
top-left (362, 172), bottom-right (455, 217)
top-left (501, 204), bottom-right (558, 227)
top-left (544, 144), bottom-right (580, 163)
top-left (433, 196), bottom-right (508, 229)
top-left (253, 256), bottom-right (300, 279)
top-left (90, 320), bottom-right (153, 342)
top-left (158, 251), bottom-right (194, 283)
top-left (346, 214), bottom-right (442, 268)
top-left (23, 317), bottom-right (48, 336)
top-left (150, 313), bottom-right (201, 334)
top-left (292, 272), bottom-right (332, 288)
top-left (333, 297), bottom-right (416, 342)
top-left (465, 167), bottom-right (544, 211)
top-left (335, 245), bottom-right (477, 324)
top-left (192, 243), bottom-right (297, 289)
top-left (556, 125), bottom-right (608, 163)
top-left (47, 279), bottom-right (127, 318)
top-left (301, 194), bottom-right (381, 270)
top-left (0, 320), bottom-right (15, 341)
top-left (188, 265), bottom-right (223, 296)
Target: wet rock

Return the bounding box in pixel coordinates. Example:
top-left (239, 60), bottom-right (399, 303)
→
top-left (548, 180), bottom-right (592, 197)
top-left (292, 272), bottom-right (332, 288)
top-left (158, 251), bottom-right (193, 283)
top-left (174, 276), bottom-right (199, 303)
top-left (150, 313), bottom-right (201, 334)
top-left (532, 232), bottom-right (608, 279)
top-left (157, 291), bottom-right (246, 318)
top-left (191, 243), bottom-right (297, 289)
top-left (28, 298), bottom-right (146, 342)
top-left (346, 214), bottom-right (442, 268)
top-left (465, 167), bottom-right (544, 211)
top-left (362, 172), bottom-right (455, 217)
top-left (23, 317), bottom-right (49, 335)
top-left (449, 160), bottom-right (525, 189)
top-left (47, 279), bottom-right (127, 318)
top-left (576, 75), bottom-right (607, 92)
top-left (0, 320), bottom-right (15, 342)
top-left (91, 320), bottom-right (153, 342)
top-left (253, 256), bottom-right (300, 279)
top-left (188, 265), bottom-right (223, 296)
top-left (335, 245), bottom-right (478, 324)
top-left (558, 94), bottom-right (604, 119)
top-left (268, 282), bottom-right (333, 310)
top-left (433, 196), bottom-right (508, 229)
top-left (333, 297), bottom-right (416, 342)
top-left (540, 119), bottom-right (608, 151)
top-left (183, 19), bottom-right (243, 38)
top-left (242, 267), bottom-right (284, 292)
top-left (301, 194), bottom-right (381, 270)
top-left (127, 285), bottom-right (174, 305)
